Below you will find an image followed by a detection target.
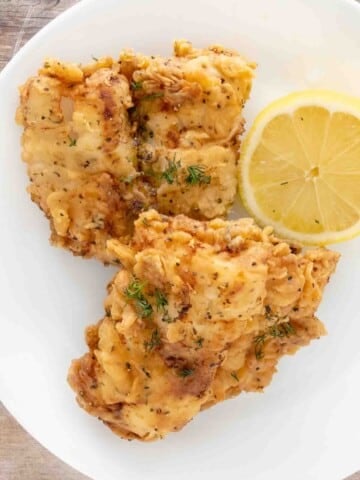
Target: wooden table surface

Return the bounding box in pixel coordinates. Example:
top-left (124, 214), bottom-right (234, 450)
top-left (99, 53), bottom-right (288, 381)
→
top-left (0, 1), bottom-right (359, 479)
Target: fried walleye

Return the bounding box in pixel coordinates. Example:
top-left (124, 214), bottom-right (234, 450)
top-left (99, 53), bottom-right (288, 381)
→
top-left (68, 210), bottom-right (339, 441)
top-left (120, 41), bottom-right (254, 218)
top-left (17, 41), bottom-right (255, 262)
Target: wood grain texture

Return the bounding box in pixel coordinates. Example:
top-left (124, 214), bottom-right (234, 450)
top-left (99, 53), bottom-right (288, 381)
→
top-left (0, 1), bottom-right (359, 479)
top-left (0, 0), bottom-right (79, 71)
top-left (0, 403), bottom-right (89, 480)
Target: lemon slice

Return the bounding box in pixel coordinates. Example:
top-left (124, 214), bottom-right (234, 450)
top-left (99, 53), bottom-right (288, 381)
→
top-left (239, 90), bottom-right (360, 245)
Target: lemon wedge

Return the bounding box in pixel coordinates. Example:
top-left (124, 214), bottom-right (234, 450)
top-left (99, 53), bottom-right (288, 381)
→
top-left (239, 90), bottom-right (360, 245)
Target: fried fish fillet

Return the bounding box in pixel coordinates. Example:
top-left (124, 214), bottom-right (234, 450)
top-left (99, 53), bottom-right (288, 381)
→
top-left (16, 59), bottom-right (155, 263)
top-left (120, 40), bottom-right (255, 218)
top-left (68, 210), bottom-right (339, 441)
top-left (17, 41), bottom-right (255, 262)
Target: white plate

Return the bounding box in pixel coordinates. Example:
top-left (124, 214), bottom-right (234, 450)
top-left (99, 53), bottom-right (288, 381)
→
top-left (0, 0), bottom-right (359, 479)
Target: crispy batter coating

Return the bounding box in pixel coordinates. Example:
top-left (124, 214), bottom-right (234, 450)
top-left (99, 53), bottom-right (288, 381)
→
top-left (120, 40), bottom-right (255, 218)
top-left (17, 41), bottom-right (255, 262)
top-left (16, 59), bottom-right (153, 263)
top-left (68, 211), bottom-right (339, 440)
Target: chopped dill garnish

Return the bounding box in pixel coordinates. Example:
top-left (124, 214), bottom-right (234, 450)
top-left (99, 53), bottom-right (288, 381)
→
top-left (254, 333), bottom-right (267, 360)
top-left (124, 278), bottom-right (145, 298)
top-left (144, 329), bottom-right (161, 351)
top-left (136, 298), bottom-right (153, 318)
top-left (161, 157), bottom-right (181, 184)
top-left (68, 136), bottom-right (77, 147)
top-left (178, 367), bottom-right (194, 378)
top-left (268, 322), bottom-right (296, 338)
top-left (185, 165), bottom-right (211, 185)
top-left (231, 372), bottom-right (239, 382)
top-left (131, 81), bottom-right (143, 90)
top-left (124, 278), bottom-right (153, 318)
top-left (254, 322), bottom-right (296, 360)
top-left (91, 55), bottom-right (98, 62)
top-left (155, 289), bottom-right (168, 310)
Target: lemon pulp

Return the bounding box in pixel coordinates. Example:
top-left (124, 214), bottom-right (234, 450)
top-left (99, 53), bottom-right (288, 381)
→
top-left (239, 90), bottom-right (360, 245)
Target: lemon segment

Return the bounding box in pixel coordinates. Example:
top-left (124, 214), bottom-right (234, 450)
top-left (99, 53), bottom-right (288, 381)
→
top-left (239, 90), bottom-right (360, 245)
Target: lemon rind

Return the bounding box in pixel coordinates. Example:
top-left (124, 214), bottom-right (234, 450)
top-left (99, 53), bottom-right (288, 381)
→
top-left (239, 89), bottom-right (360, 245)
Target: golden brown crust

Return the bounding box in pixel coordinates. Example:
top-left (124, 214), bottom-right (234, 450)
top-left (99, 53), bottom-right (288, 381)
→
top-left (68, 211), bottom-right (339, 440)
top-left (121, 40), bottom-right (255, 220)
top-left (17, 41), bottom-right (255, 262)
top-left (17, 62), bottom-right (149, 263)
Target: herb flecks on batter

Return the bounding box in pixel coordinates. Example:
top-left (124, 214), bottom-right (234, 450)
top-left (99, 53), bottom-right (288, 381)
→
top-left (124, 278), bottom-right (153, 318)
top-left (185, 165), bottom-right (211, 185)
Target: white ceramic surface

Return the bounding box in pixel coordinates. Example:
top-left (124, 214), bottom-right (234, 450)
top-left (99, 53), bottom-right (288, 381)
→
top-left (0, 1), bottom-right (359, 479)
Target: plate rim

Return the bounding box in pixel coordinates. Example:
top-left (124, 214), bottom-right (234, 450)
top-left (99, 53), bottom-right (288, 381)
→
top-left (1, 0), bottom-right (360, 479)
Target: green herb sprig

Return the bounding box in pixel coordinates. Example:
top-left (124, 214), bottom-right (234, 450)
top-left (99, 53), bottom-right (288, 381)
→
top-left (185, 165), bottom-right (211, 185)
top-left (155, 289), bottom-right (168, 310)
top-left (144, 329), bottom-right (161, 352)
top-left (178, 367), bottom-right (194, 378)
top-left (254, 333), bottom-right (267, 360)
top-left (268, 322), bottom-right (296, 338)
top-left (124, 279), bottom-right (153, 318)
top-left (161, 158), bottom-right (181, 185)
top-left (131, 81), bottom-right (143, 90)
top-left (254, 322), bottom-right (296, 360)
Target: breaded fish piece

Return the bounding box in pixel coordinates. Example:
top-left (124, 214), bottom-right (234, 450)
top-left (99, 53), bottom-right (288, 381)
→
top-left (68, 210), bottom-right (339, 440)
top-left (16, 58), bottom-right (153, 263)
top-left (17, 42), bottom-right (255, 262)
top-left (120, 40), bottom-right (255, 218)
